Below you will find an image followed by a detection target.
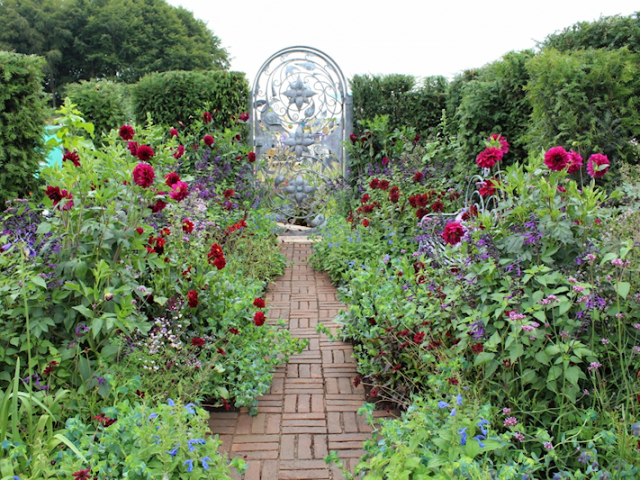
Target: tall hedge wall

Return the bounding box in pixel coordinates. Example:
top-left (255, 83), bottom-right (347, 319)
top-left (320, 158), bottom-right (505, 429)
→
top-left (527, 47), bottom-right (640, 175)
top-left (131, 70), bottom-right (249, 128)
top-left (0, 51), bottom-right (49, 205)
top-left (350, 74), bottom-right (448, 135)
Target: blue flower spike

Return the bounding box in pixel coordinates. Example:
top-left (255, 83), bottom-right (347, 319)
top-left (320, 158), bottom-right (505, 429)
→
top-left (183, 459), bottom-right (194, 473)
top-left (148, 412), bottom-right (158, 419)
top-left (474, 434), bottom-right (486, 448)
top-left (456, 393), bottom-right (463, 406)
top-left (458, 427), bottom-right (468, 446)
top-left (437, 401), bottom-right (450, 409)
top-left (166, 444), bottom-right (179, 457)
top-left (477, 418), bottom-right (490, 437)
top-left (167, 398), bottom-right (176, 407)
top-left (201, 457), bottom-right (212, 470)
top-left (450, 408), bottom-right (456, 417)
top-left (184, 403), bottom-right (197, 414)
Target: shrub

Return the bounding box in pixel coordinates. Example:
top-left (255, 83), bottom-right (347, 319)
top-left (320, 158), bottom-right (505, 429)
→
top-left (64, 80), bottom-right (131, 138)
top-left (0, 51), bottom-right (49, 205)
top-left (350, 74), bottom-right (448, 136)
top-left (132, 70), bottom-right (249, 128)
top-left (526, 47), bottom-right (640, 182)
top-left (454, 50), bottom-right (534, 172)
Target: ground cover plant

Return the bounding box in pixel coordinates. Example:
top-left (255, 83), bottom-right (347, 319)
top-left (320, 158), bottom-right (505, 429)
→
top-left (312, 132), bottom-right (640, 478)
top-left (0, 101), bottom-right (302, 478)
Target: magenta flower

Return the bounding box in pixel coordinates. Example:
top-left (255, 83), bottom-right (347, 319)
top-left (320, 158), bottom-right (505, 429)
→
top-left (476, 147), bottom-right (503, 169)
top-left (544, 146), bottom-right (569, 171)
top-left (566, 150), bottom-right (583, 174)
top-left (488, 134), bottom-right (509, 155)
top-left (132, 163), bottom-right (155, 188)
top-left (169, 181), bottom-right (189, 202)
top-left (586, 153), bottom-right (610, 178)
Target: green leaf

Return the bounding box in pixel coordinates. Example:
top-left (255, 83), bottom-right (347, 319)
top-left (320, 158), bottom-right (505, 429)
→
top-left (31, 276), bottom-right (47, 289)
top-left (474, 352), bottom-right (495, 366)
top-left (36, 222), bottom-right (52, 234)
top-left (564, 365), bottom-right (584, 386)
top-left (615, 281), bottom-right (630, 299)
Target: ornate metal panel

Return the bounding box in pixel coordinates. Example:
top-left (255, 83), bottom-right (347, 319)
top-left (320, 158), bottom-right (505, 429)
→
top-left (251, 46), bottom-right (352, 226)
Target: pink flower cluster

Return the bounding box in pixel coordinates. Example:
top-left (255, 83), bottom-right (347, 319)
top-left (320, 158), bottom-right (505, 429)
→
top-left (543, 146), bottom-right (609, 178)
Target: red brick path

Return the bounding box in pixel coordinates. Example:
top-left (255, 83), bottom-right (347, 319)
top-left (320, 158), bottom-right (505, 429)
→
top-left (208, 240), bottom-right (392, 479)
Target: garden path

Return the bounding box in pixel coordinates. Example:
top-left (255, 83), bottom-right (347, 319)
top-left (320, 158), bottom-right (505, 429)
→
top-left (208, 237), bottom-right (394, 480)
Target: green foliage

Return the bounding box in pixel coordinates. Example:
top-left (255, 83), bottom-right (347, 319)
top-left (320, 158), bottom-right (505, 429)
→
top-left (0, 0), bottom-right (230, 103)
top-left (64, 80), bottom-right (131, 138)
top-left (454, 50), bottom-right (534, 171)
top-left (526, 47), bottom-right (640, 181)
top-left (350, 74), bottom-right (448, 136)
top-left (541, 12), bottom-right (640, 53)
top-left (132, 70), bottom-right (249, 128)
top-left (0, 51), bottom-right (49, 205)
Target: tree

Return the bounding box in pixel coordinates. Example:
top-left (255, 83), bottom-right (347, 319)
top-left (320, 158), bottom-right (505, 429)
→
top-left (0, 0), bottom-right (230, 104)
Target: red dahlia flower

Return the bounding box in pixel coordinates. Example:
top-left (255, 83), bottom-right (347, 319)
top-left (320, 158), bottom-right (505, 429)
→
top-left (389, 186), bottom-right (400, 203)
top-left (173, 145), bottom-right (184, 159)
top-left (169, 181), bottom-right (189, 202)
top-left (127, 141), bottom-right (138, 156)
top-left (202, 112), bottom-right (212, 123)
top-left (471, 343), bottom-right (484, 353)
top-left (170, 128), bottom-right (178, 137)
top-left (151, 199), bottom-right (167, 213)
top-left (349, 133), bottom-right (359, 144)
top-left (361, 193), bottom-right (370, 204)
top-left (544, 146), bottom-right (570, 171)
top-left (72, 469), bottom-right (92, 480)
top-left (132, 163), bottom-right (155, 188)
top-left (413, 134), bottom-right (421, 145)
top-left (413, 171), bottom-right (423, 183)
top-left (478, 178), bottom-right (497, 198)
top-left (187, 289), bottom-right (198, 308)
top-left (62, 151), bottom-right (81, 167)
top-left (136, 145), bottom-right (154, 161)
top-left (191, 337), bottom-right (205, 347)
top-left (416, 208), bottom-right (427, 220)
top-left (431, 200), bottom-right (444, 212)
top-left (369, 179), bottom-right (380, 189)
top-left (442, 222), bottom-right (465, 245)
top-left (223, 188), bottom-right (235, 199)
top-left (135, 227), bottom-right (144, 235)
top-left (379, 180), bottom-right (390, 191)
top-left (567, 150), bottom-right (583, 174)
top-left (254, 311), bottom-right (266, 326)
top-left (488, 134), bottom-right (509, 155)
top-left (587, 153), bottom-right (610, 178)
top-left (253, 298), bottom-right (265, 308)
top-left (239, 112), bottom-right (249, 122)
top-left (414, 331), bottom-right (425, 343)
top-left (248, 152), bottom-right (256, 163)
top-left (182, 219), bottom-right (194, 233)
top-left (203, 135), bottom-right (214, 147)
top-left (476, 147), bottom-right (503, 169)
top-left (165, 172), bottom-right (180, 187)
top-left (45, 186), bottom-right (63, 203)
top-left (119, 125), bottom-right (135, 141)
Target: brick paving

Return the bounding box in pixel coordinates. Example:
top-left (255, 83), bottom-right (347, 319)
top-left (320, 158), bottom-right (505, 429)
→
top-left (208, 238), bottom-right (393, 479)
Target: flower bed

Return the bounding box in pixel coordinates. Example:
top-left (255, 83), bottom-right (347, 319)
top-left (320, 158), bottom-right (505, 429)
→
top-left (312, 132), bottom-right (640, 478)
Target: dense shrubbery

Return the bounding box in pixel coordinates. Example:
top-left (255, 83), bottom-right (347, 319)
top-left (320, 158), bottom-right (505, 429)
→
top-left (313, 127), bottom-right (640, 478)
top-left (64, 80), bottom-right (131, 138)
top-left (0, 102), bottom-right (299, 478)
top-left (0, 51), bottom-right (49, 205)
top-left (132, 70), bottom-right (249, 128)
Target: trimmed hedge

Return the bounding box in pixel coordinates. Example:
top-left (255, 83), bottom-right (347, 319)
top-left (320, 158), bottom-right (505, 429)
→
top-left (64, 79), bottom-right (131, 138)
top-left (527, 47), bottom-right (640, 178)
top-left (0, 51), bottom-right (49, 205)
top-left (131, 70), bottom-right (249, 128)
top-left (350, 74), bottom-right (448, 136)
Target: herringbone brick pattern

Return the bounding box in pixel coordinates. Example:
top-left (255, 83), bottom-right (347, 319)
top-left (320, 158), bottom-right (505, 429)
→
top-left (208, 239), bottom-right (393, 479)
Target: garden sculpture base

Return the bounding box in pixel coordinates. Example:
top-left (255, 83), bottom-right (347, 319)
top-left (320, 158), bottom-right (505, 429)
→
top-left (208, 238), bottom-right (396, 479)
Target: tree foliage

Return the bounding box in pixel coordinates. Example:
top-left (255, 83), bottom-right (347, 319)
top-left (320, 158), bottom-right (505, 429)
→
top-left (0, 51), bottom-right (49, 205)
top-left (540, 11), bottom-right (640, 53)
top-left (0, 0), bottom-right (230, 104)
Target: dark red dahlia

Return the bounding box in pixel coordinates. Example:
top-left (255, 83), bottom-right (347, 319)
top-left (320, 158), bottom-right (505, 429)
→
top-left (132, 163), bottom-right (155, 188)
top-left (169, 128), bottom-right (178, 137)
top-left (182, 219), bottom-right (194, 233)
top-left (136, 145), bottom-right (154, 161)
top-left (72, 468), bottom-right (92, 480)
top-left (119, 125), bottom-right (135, 141)
top-left (471, 343), bottom-right (484, 354)
top-left (191, 337), bottom-right (205, 347)
top-left (173, 145), bottom-right (184, 159)
top-left (369, 179), bottom-right (380, 189)
top-left (127, 141), bottom-right (138, 156)
top-left (362, 219), bottom-right (369, 227)
top-left (223, 188), bottom-right (235, 199)
top-left (45, 186), bottom-right (63, 203)
top-left (349, 133), bottom-right (359, 144)
top-left (413, 171), bottom-right (423, 183)
top-left (63, 151), bottom-right (81, 167)
top-left (254, 311), bottom-right (266, 326)
top-left (187, 289), bottom-right (198, 308)
top-left (203, 135), bottom-right (214, 147)
top-left (253, 298), bottom-right (265, 308)
top-left (164, 172), bottom-right (180, 187)
top-left (379, 180), bottom-right (390, 191)
top-left (544, 146), bottom-right (570, 172)
top-left (248, 152), bottom-right (256, 163)
top-left (202, 112), bottom-right (212, 123)
top-left (476, 147), bottom-right (503, 169)
top-left (431, 201), bottom-right (444, 213)
top-left (169, 181), bottom-right (189, 202)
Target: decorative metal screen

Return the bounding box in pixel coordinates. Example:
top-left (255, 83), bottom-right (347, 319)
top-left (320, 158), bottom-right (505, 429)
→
top-left (251, 46), bottom-right (351, 227)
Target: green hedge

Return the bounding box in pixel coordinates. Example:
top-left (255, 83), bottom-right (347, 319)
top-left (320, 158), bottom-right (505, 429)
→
top-left (64, 79), bottom-right (131, 138)
top-left (454, 50), bottom-right (534, 167)
top-left (0, 51), bottom-right (49, 205)
top-left (131, 70), bottom-right (249, 128)
top-left (527, 47), bottom-right (640, 177)
top-left (350, 74), bottom-right (448, 135)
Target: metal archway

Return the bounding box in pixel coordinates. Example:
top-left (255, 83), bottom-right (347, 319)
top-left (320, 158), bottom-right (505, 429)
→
top-left (251, 46), bottom-right (352, 227)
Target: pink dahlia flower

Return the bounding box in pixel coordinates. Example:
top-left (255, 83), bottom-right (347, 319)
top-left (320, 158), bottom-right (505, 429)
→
top-left (587, 153), bottom-right (610, 178)
top-left (544, 146), bottom-right (569, 171)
